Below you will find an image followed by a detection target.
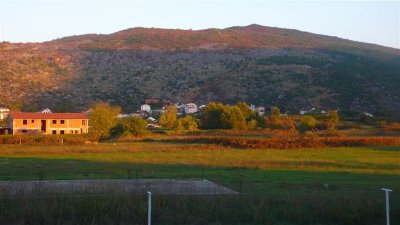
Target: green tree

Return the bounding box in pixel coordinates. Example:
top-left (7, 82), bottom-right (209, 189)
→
top-left (159, 106), bottom-right (177, 128)
top-left (8, 101), bottom-right (23, 112)
top-left (88, 102), bottom-right (121, 140)
top-left (229, 106), bottom-right (247, 130)
top-left (324, 110), bottom-right (340, 129)
top-left (200, 102), bottom-right (248, 130)
top-left (270, 107), bottom-right (281, 119)
top-left (200, 102), bottom-right (231, 129)
top-left (236, 102), bottom-right (256, 120)
top-left (174, 116), bottom-right (198, 132)
top-left (297, 116), bottom-right (317, 134)
top-left (264, 116), bottom-right (295, 130)
top-left (114, 116), bottom-right (148, 136)
top-left (247, 119), bottom-right (258, 130)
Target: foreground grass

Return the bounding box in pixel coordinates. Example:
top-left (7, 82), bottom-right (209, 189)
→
top-left (0, 142), bottom-right (399, 175)
top-left (0, 142), bottom-right (398, 224)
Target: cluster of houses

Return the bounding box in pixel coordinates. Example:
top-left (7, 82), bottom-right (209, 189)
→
top-left (0, 99), bottom-right (354, 136)
top-left (0, 100), bottom-right (266, 135)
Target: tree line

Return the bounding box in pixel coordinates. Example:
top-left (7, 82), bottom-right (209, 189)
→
top-left (88, 102), bottom-right (339, 140)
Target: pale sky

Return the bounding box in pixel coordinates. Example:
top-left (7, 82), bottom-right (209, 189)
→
top-left (0, 0), bottom-right (399, 49)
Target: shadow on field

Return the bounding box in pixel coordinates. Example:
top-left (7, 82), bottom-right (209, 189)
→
top-left (0, 157), bottom-right (399, 194)
top-left (367, 146), bottom-right (400, 152)
top-left (0, 157), bottom-right (399, 225)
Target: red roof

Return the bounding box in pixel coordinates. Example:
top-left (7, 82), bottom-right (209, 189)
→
top-left (9, 112), bottom-right (87, 120)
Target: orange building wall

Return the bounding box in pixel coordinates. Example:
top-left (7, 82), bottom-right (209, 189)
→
top-left (12, 119), bottom-right (89, 135)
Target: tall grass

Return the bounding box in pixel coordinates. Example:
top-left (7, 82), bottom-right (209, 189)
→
top-left (0, 190), bottom-right (397, 225)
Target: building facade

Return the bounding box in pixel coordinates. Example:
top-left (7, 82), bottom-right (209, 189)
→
top-left (184, 103), bottom-right (198, 114)
top-left (140, 104), bottom-right (151, 112)
top-left (8, 112), bottom-right (89, 135)
top-left (0, 107), bottom-right (9, 120)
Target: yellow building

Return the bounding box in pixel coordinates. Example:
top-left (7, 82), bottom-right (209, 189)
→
top-left (8, 112), bottom-right (89, 135)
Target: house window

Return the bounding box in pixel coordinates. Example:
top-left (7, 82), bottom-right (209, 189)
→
top-left (23, 120), bottom-right (27, 125)
top-left (60, 120), bottom-right (65, 124)
top-left (75, 130), bottom-right (78, 134)
top-left (22, 129), bottom-right (27, 133)
top-left (52, 130), bottom-right (57, 134)
top-left (31, 120), bottom-right (34, 123)
top-left (60, 130), bottom-right (64, 134)
top-left (52, 120), bottom-right (57, 124)
top-left (82, 120), bottom-right (87, 125)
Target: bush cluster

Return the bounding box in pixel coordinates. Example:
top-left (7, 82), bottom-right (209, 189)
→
top-left (0, 134), bottom-right (90, 145)
top-left (162, 135), bottom-right (400, 149)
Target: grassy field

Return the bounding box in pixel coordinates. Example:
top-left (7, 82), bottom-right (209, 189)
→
top-left (0, 142), bottom-right (399, 224)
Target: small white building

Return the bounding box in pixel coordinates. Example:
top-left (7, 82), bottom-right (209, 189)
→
top-left (256, 106), bottom-right (265, 116)
top-left (140, 104), bottom-right (151, 112)
top-left (0, 107), bottom-right (10, 120)
top-left (147, 117), bottom-right (157, 122)
top-left (184, 103), bottom-right (198, 114)
top-left (40, 108), bottom-right (52, 113)
top-left (300, 110), bottom-right (308, 115)
top-left (362, 112), bottom-right (373, 118)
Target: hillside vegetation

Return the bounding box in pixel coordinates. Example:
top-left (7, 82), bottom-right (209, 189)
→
top-left (1, 25), bottom-right (399, 118)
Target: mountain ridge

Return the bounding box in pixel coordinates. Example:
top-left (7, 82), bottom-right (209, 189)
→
top-left (0, 25), bottom-right (399, 119)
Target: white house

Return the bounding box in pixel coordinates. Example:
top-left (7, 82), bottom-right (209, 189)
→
top-left (256, 106), bottom-right (266, 116)
top-left (40, 108), bottom-right (52, 113)
top-left (147, 117), bottom-right (157, 122)
top-left (140, 104), bottom-right (151, 112)
top-left (0, 107), bottom-right (9, 120)
top-left (184, 103), bottom-right (198, 114)
top-left (300, 110), bottom-right (308, 115)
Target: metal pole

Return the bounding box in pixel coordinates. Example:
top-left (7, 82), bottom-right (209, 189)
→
top-left (381, 188), bottom-right (392, 225)
top-left (147, 191), bottom-right (152, 225)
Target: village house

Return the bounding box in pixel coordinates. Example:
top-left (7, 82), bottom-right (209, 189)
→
top-left (249, 105), bottom-right (265, 116)
top-left (184, 103), bottom-right (198, 114)
top-left (0, 107), bottom-right (10, 120)
top-left (8, 112), bottom-right (89, 135)
top-left (140, 104), bottom-right (151, 112)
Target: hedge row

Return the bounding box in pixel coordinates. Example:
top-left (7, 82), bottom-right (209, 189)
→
top-left (161, 135), bottom-right (400, 149)
top-left (0, 135), bottom-right (93, 145)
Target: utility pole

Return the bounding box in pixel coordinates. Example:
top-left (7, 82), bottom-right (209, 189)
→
top-left (381, 188), bottom-right (392, 225)
top-left (147, 191), bottom-right (152, 225)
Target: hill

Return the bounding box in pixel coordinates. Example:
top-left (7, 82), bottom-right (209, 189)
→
top-left (0, 25), bottom-right (399, 118)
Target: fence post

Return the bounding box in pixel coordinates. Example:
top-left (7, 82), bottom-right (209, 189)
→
top-left (147, 191), bottom-right (152, 225)
top-left (381, 188), bottom-right (392, 225)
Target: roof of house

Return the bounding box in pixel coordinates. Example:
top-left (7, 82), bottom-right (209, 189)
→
top-left (9, 112), bottom-right (87, 119)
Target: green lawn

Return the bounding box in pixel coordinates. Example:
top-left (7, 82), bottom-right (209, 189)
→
top-left (0, 142), bottom-right (399, 225)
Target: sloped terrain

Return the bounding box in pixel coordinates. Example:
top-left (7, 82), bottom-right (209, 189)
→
top-left (0, 25), bottom-right (399, 117)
